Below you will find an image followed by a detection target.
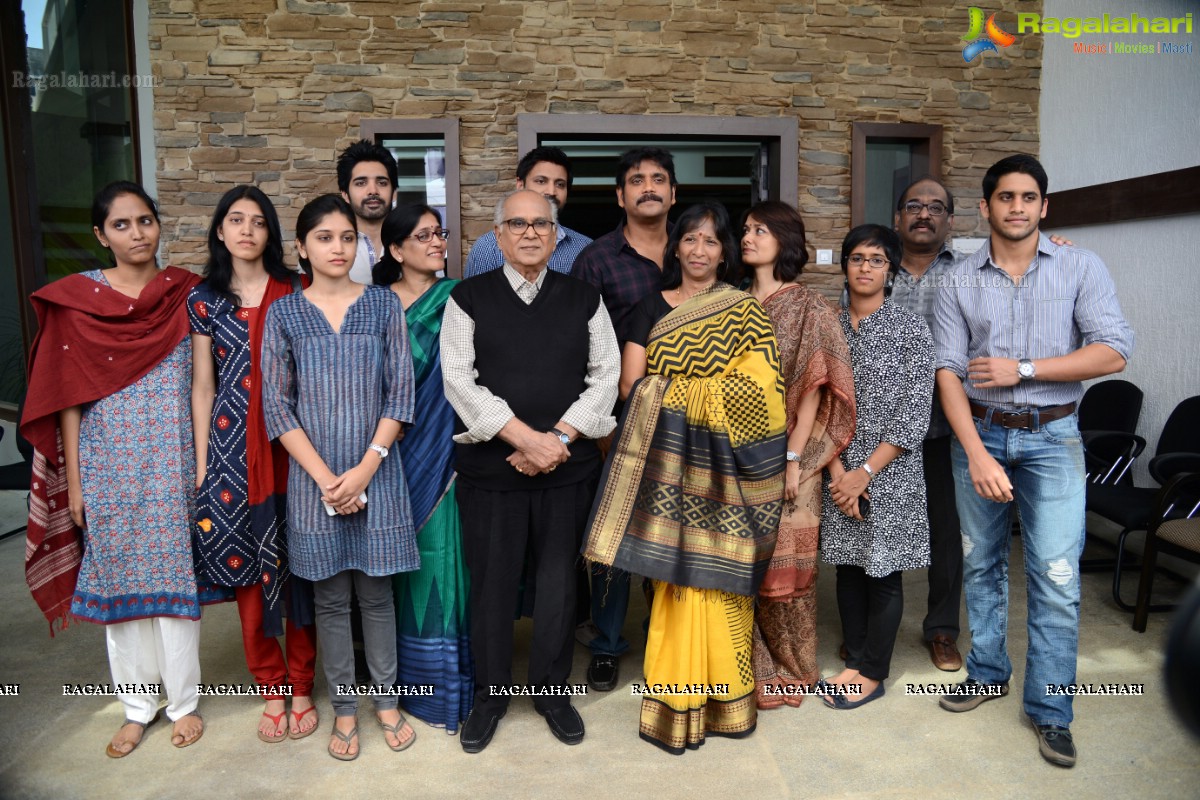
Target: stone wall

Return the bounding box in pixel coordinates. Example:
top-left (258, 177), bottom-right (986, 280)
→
top-left (149, 0), bottom-right (1043, 291)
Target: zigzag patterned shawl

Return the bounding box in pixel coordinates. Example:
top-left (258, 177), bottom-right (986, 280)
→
top-left (584, 283), bottom-right (787, 596)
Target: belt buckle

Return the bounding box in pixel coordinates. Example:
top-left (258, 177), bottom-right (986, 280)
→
top-left (1000, 410), bottom-right (1029, 430)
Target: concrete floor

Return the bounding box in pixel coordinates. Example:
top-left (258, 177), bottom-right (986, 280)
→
top-left (0, 488), bottom-right (1197, 800)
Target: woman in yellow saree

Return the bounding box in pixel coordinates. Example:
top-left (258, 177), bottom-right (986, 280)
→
top-left (584, 202), bottom-right (786, 754)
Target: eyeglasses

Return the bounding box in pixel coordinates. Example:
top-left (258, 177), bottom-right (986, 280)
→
top-left (502, 218), bottom-right (555, 235)
top-left (846, 254), bottom-right (890, 270)
top-left (902, 201), bottom-right (949, 217)
top-left (407, 228), bottom-right (450, 243)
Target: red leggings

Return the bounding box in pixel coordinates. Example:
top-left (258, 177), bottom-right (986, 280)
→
top-left (235, 584), bottom-right (317, 699)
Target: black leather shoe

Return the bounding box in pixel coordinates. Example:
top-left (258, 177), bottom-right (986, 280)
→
top-left (538, 705), bottom-right (585, 745)
top-left (460, 707), bottom-right (506, 754)
top-left (1034, 723), bottom-right (1076, 767)
top-left (588, 654), bottom-right (619, 691)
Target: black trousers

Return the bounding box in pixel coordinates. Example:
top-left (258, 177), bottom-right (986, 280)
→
top-left (836, 565), bottom-right (904, 682)
top-left (923, 435), bottom-right (963, 641)
top-left (458, 474), bottom-right (596, 713)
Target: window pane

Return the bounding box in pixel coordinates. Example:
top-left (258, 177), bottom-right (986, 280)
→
top-left (382, 138), bottom-right (448, 229)
top-left (864, 140), bottom-right (914, 228)
top-left (24, 0), bottom-right (139, 281)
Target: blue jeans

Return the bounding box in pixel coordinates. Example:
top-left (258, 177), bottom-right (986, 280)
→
top-left (589, 564), bottom-right (630, 656)
top-left (951, 411), bottom-right (1086, 728)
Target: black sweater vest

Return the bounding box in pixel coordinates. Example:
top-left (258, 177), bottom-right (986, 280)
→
top-left (451, 269), bottom-right (602, 490)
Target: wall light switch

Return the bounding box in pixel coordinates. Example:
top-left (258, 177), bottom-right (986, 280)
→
top-left (816, 249), bottom-right (833, 265)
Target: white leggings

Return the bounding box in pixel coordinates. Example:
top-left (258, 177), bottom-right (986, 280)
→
top-left (105, 617), bottom-right (202, 724)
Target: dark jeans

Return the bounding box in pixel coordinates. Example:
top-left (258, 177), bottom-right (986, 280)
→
top-left (923, 435), bottom-right (963, 641)
top-left (835, 565), bottom-right (904, 682)
top-left (588, 564), bottom-right (631, 656)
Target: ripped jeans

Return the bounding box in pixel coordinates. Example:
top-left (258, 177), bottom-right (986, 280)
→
top-left (951, 411), bottom-right (1086, 727)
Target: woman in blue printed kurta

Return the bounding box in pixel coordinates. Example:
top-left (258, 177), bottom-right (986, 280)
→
top-left (261, 194), bottom-right (418, 761)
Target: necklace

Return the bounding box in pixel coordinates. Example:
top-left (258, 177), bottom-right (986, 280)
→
top-left (674, 282), bottom-right (715, 303)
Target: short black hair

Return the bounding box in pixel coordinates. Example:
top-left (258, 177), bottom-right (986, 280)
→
top-left (840, 224), bottom-right (902, 276)
top-left (896, 175), bottom-right (955, 215)
top-left (616, 147), bottom-right (677, 188)
top-left (295, 194), bottom-right (356, 277)
top-left (661, 202), bottom-right (738, 290)
top-left (373, 204), bottom-right (442, 286)
top-left (336, 139), bottom-right (399, 194)
top-left (982, 154), bottom-right (1048, 202)
top-left (517, 146), bottom-right (574, 190)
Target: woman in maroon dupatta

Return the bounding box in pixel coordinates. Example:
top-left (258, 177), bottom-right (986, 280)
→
top-left (22, 181), bottom-right (208, 756)
top-left (188, 186), bottom-right (318, 743)
top-left (741, 201), bottom-right (856, 709)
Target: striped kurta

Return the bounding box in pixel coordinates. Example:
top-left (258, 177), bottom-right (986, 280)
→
top-left (261, 285), bottom-right (418, 580)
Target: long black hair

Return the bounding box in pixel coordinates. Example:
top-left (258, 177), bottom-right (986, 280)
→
top-left (372, 204), bottom-right (441, 286)
top-left (204, 185), bottom-right (291, 306)
top-left (91, 181), bottom-right (159, 268)
top-left (295, 194), bottom-right (357, 277)
top-left (661, 201), bottom-right (738, 290)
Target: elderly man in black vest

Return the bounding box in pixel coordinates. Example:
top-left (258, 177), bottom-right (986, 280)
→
top-left (441, 189), bottom-right (620, 753)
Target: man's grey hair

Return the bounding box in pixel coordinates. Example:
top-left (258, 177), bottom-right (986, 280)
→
top-left (493, 189), bottom-right (559, 228)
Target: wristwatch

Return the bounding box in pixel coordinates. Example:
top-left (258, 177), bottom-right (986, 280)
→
top-left (1017, 358), bottom-right (1036, 380)
top-left (368, 443), bottom-right (389, 460)
top-left (786, 450), bottom-right (802, 463)
top-left (551, 427), bottom-right (571, 446)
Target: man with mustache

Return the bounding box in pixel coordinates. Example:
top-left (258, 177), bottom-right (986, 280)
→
top-left (336, 139), bottom-right (398, 284)
top-left (570, 147), bottom-right (677, 693)
top-left (933, 154), bottom-right (1133, 768)
top-left (891, 177), bottom-right (966, 674)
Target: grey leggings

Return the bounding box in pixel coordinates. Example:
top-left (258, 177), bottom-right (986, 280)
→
top-left (313, 570), bottom-right (398, 716)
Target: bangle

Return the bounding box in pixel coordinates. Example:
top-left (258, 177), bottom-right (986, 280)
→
top-left (860, 462), bottom-right (874, 479)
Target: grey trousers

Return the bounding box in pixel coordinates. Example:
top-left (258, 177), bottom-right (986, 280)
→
top-left (313, 570), bottom-right (399, 716)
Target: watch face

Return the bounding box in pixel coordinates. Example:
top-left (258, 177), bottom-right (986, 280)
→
top-left (558, 434), bottom-right (571, 445)
top-left (1019, 360), bottom-right (1035, 378)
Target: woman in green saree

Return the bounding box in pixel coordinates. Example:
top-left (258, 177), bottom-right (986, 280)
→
top-left (375, 204), bottom-right (472, 734)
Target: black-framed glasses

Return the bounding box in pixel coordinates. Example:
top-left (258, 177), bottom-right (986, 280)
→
top-left (902, 201), bottom-right (948, 217)
top-left (846, 254), bottom-right (890, 270)
top-left (407, 228), bottom-right (450, 243)
top-left (502, 218), bottom-right (555, 235)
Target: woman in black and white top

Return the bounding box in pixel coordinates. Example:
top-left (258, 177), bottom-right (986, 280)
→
top-left (819, 224), bottom-right (935, 710)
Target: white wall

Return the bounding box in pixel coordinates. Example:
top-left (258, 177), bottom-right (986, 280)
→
top-left (1040, 0), bottom-right (1200, 475)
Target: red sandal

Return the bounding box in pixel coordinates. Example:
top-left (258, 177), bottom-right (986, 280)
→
top-left (257, 709), bottom-right (288, 743)
top-left (289, 704), bottom-right (319, 740)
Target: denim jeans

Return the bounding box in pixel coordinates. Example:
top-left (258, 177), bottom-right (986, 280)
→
top-left (951, 411), bottom-right (1086, 728)
top-left (588, 564), bottom-right (631, 656)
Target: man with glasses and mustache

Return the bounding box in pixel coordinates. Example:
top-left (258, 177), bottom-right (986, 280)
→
top-left (336, 139), bottom-right (398, 284)
top-left (442, 189), bottom-right (619, 753)
top-left (570, 147), bottom-right (677, 695)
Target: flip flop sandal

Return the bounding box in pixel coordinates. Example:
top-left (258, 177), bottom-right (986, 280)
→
top-left (258, 709), bottom-right (288, 743)
top-left (171, 711), bottom-right (205, 748)
top-left (377, 713), bottom-right (416, 752)
top-left (288, 705), bottom-right (319, 740)
top-left (328, 723), bottom-right (360, 761)
top-left (105, 713), bottom-right (159, 759)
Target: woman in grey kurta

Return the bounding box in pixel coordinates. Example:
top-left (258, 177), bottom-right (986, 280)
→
top-left (819, 224), bottom-right (934, 709)
top-left (261, 195), bottom-right (419, 760)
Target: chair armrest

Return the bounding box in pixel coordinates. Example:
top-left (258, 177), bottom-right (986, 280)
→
top-left (1149, 452), bottom-right (1200, 486)
top-left (1153, 471), bottom-right (1200, 525)
top-left (1084, 431), bottom-right (1147, 484)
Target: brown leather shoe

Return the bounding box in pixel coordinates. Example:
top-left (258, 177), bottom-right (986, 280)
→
top-left (929, 635), bottom-right (963, 672)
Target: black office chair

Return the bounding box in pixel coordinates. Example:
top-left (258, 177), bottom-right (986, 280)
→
top-left (1086, 395), bottom-right (1200, 610)
top-left (1131, 472), bottom-right (1200, 632)
top-left (0, 408), bottom-right (35, 540)
top-left (1080, 379), bottom-right (1144, 485)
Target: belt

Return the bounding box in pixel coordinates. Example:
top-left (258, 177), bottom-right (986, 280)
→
top-left (969, 401), bottom-right (1076, 431)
